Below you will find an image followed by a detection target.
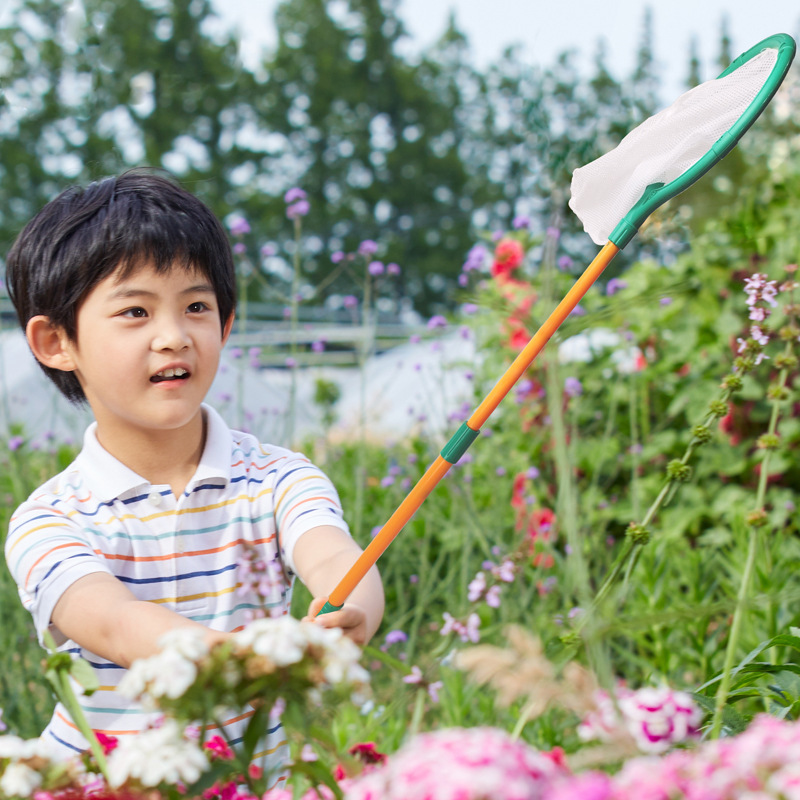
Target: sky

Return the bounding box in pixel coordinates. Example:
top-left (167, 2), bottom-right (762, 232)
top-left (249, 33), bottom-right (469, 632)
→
top-left (212, 0), bottom-right (800, 100)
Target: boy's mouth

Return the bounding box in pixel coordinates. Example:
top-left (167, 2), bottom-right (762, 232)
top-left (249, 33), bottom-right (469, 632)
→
top-left (151, 367), bottom-right (190, 383)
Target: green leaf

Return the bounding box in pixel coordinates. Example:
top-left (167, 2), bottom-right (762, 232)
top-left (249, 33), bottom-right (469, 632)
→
top-left (70, 658), bottom-right (100, 694)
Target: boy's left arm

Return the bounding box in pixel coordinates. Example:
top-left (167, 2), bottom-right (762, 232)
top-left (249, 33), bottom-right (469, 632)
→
top-left (292, 525), bottom-right (384, 646)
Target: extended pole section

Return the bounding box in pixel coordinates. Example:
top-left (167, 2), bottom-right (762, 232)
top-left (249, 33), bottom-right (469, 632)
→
top-left (318, 241), bottom-right (621, 615)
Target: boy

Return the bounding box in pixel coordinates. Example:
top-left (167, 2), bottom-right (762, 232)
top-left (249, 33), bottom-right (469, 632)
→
top-left (3, 171), bottom-right (384, 779)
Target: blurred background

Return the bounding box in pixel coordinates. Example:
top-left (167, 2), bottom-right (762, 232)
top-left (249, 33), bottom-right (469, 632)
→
top-left (0, 0), bottom-right (798, 317)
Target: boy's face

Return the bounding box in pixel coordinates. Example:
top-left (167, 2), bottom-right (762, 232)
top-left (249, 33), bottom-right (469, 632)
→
top-left (61, 262), bottom-right (232, 442)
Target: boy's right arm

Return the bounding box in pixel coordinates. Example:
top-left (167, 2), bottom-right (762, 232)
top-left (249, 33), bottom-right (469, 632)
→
top-left (50, 573), bottom-right (229, 668)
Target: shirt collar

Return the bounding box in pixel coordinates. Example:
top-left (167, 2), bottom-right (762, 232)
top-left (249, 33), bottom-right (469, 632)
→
top-left (74, 404), bottom-right (232, 502)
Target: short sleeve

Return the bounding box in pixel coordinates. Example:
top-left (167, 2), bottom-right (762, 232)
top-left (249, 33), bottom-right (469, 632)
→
top-left (271, 454), bottom-right (351, 574)
top-left (5, 502), bottom-right (114, 644)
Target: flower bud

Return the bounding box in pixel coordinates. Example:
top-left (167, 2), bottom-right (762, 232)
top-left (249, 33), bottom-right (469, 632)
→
top-left (666, 460), bottom-right (692, 482)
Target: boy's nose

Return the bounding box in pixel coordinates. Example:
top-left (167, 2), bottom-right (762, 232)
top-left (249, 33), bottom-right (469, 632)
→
top-left (152, 317), bottom-right (191, 351)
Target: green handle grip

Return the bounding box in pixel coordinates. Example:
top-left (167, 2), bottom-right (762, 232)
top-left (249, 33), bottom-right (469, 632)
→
top-left (318, 600), bottom-right (343, 616)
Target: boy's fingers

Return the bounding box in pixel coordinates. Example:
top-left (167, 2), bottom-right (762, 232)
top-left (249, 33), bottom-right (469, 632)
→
top-left (306, 596), bottom-right (329, 618)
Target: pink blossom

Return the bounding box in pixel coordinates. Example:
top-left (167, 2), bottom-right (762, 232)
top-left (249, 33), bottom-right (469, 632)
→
top-left (204, 734), bottom-right (234, 761)
top-left (579, 685), bottom-right (702, 755)
top-left (346, 727), bottom-right (568, 800)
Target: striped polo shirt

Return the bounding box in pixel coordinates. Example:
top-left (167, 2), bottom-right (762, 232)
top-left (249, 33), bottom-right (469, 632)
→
top-left (5, 404), bottom-right (350, 781)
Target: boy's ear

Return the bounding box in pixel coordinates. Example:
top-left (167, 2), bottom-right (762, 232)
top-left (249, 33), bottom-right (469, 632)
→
top-left (221, 312), bottom-right (235, 345)
top-left (26, 316), bottom-right (77, 372)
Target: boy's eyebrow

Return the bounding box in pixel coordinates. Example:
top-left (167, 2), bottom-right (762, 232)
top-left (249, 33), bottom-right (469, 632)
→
top-left (107, 283), bottom-right (216, 300)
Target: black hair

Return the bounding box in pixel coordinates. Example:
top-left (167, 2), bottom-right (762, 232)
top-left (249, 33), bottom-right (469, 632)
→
top-left (5, 170), bottom-right (237, 404)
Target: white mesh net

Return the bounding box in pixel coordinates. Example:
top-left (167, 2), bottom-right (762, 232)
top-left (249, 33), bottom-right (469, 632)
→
top-left (569, 47), bottom-right (780, 245)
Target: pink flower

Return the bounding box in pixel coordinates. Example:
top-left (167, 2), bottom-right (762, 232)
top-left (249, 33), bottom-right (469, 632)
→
top-left (346, 727), bottom-right (568, 800)
top-left (204, 734), bottom-right (234, 761)
top-left (579, 685), bottom-right (702, 755)
top-left (95, 731), bottom-right (119, 755)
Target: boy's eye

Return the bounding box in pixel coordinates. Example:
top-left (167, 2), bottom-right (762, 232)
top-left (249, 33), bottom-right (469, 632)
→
top-left (121, 307), bottom-right (147, 318)
top-left (187, 301), bottom-right (209, 313)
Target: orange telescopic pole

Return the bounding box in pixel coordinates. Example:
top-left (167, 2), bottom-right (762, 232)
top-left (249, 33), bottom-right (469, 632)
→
top-left (318, 241), bottom-right (620, 614)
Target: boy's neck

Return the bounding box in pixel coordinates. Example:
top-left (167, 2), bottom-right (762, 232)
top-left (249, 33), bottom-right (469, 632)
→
top-left (94, 409), bottom-right (207, 498)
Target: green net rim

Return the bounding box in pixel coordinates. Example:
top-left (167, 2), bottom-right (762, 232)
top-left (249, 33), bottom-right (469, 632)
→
top-left (609, 33), bottom-right (797, 249)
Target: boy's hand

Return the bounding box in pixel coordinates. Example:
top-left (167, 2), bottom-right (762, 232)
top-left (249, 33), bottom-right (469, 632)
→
top-left (304, 596), bottom-right (370, 646)
top-left (292, 525), bottom-right (384, 646)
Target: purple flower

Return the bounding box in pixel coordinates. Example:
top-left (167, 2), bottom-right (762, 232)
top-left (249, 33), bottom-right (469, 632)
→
top-left (557, 255), bottom-right (573, 270)
top-left (512, 215), bottom-right (531, 230)
top-left (606, 278), bottom-right (627, 296)
top-left (284, 187), bottom-right (307, 204)
top-left (660, 296), bottom-right (673, 306)
top-left (526, 466), bottom-right (540, 480)
top-left (228, 216), bottom-right (250, 236)
top-left (260, 243), bottom-right (276, 258)
top-left (380, 475), bottom-right (395, 488)
top-left (286, 199), bottom-right (310, 219)
top-left (462, 244), bottom-right (487, 273)
top-left (546, 226), bottom-right (561, 240)
top-left (386, 262), bottom-right (401, 276)
top-left (462, 303), bottom-right (478, 315)
top-left (403, 665), bottom-right (423, 685)
top-left (495, 466), bottom-right (506, 476)
top-left (311, 340), bottom-right (325, 353)
top-left (409, 334), bottom-right (421, 344)
top-left (8, 436), bottom-right (24, 452)
top-left (564, 376), bottom-right (583, 397)
top-left (342, 295), bottom-right (358, 309)
top-left (467, 572), bottom-right (487, 602)
top-left (485, 585), bottom-right (501, 608)
top-left (384, 630), bottom-right (408, 646)
top-left (427, 315), bottom-right (447, 330)
top-left (233, 242), bottom-right (246, 255)
top-left (285, 357), bottom-right (297, 368)
top-left (229, 347), bottom-right (243, 359)
top-left (331, 250), bottom-right (346, 263)
top-left (368, 260), bottom-right (384, 276)
top-left (358, 239), bottom-right (379, 256)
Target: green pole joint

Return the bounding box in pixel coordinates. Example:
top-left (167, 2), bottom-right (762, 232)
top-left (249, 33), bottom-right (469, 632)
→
top-left (440, 421), bottom-right (480, 464)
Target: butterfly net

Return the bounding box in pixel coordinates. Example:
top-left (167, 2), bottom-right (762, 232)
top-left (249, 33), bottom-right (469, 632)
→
top-left (569, 47), bottom-right (780, 245)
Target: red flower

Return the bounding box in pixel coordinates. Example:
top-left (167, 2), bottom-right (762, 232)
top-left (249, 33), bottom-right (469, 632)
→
top-left (529, 507), bottom-right (556, 542)
top-left (349, 741), bottom-right (387, 765)
top-left (491, 238), bottom-right (525, 278)
top-left (94, 732), bottom-right (119, 755)
top-left (334, 741), bottom-right (388, 780)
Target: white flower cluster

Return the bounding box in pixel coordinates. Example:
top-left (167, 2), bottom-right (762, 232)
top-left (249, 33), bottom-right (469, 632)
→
top-left (118, 627), bottom-right (210, 706)
top-left (106, 718), bottom-right (208, 788)
top-left (0, 735), bottom-right (53, 798)
top-left (233, 616), bottom-right (370, 688)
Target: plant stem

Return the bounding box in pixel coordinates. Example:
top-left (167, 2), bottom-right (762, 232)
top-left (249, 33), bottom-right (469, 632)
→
top-left (287, 216), bottom-right (302, 445)
top-left (53, 670), bottom-right (110, 782)
top-left (709, 346), bottom-right (791, 737)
